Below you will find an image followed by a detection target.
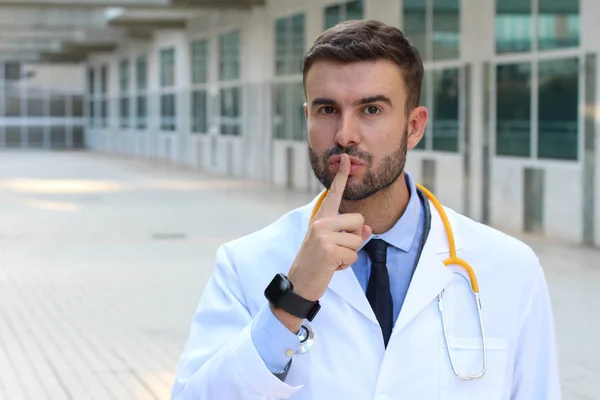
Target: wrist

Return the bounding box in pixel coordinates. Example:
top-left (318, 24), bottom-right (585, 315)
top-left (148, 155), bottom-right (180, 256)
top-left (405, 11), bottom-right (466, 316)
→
top-left (270, 303), bottom-right (303, 334)
top-left (264, 273), bottom-right (321, 323)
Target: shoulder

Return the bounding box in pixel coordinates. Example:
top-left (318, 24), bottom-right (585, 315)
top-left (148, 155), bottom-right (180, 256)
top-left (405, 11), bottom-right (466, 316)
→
top-left (446, 207), bottom-right (542, 277)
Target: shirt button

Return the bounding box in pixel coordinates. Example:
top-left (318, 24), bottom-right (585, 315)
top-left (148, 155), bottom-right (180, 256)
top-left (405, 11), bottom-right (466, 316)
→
top-left (285, 349), bottom-right (294, 357)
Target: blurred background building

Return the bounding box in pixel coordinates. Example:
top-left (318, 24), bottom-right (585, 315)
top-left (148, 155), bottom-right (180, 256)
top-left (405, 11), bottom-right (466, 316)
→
top-left (0, 0), bottom-right (596, 247)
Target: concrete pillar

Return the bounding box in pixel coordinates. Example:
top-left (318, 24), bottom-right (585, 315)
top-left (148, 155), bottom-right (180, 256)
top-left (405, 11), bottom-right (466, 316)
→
top-left (581, 0), bottom-right (600, 246)
top-left (460, 0), bottom-right (495, 223)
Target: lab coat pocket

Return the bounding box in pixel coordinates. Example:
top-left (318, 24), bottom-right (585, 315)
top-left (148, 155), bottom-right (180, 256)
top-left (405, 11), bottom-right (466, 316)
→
top-left (439, 336), bottom-right (509, 400)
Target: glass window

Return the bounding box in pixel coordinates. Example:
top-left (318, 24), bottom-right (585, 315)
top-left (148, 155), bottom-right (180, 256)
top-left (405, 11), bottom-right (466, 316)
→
top-left (403, 0), bottom-right (427, 60)
top-left (73, 95), bottom-right (84, 117)
top-left (538, 0), bottom-right (579, 50)
top-left (272, 82), bottom-right (306, 141)
top-left (324, 1), bottom-right (362, 29)
top-left (88, 100), bottom-right (95, 126)
top-left (496, 63), bottom-right (531, 157)
top-left (292, 82), bottom-right (306, 141)
top-left (495, 0), bottom-right (532, 53)
top-left (433, 0), bottom-right (459, 60)
top-left (191, 90), bottom-right (208, 133)
top-left (273, 83), bottom-right (286, 139)
top-left (324, 4), bottom-right (342, 29)
top-left (160, 48), bottom-right (175, 87)
top-left (100, 99), bottom-right (108, 128)
top-left (404, 0), bottom-right (460, 61)
top-left (136, 96), bottom-right (147, 130)
top-left (291, 14), bottom-right (305, 75)
top-left (100, 65), bottom-right (108, 94)
top-left (432, 68), bottom-right (459, 151)
top-left (87, 68), bottom-right (95, 94)
top-left (538, 58), bottom-right (578, 160)
top-left (219, 30), bottom-right (240, 81)
top-left (275, 13), bottom-right (305, 76)
top-left (50, 94), bottom-right (67, 117)
top-left (160, 93), bottom-right (176, 131)
top-left (275, 18), bottom-right (288, 76)
top-left (26, 89), bottom-right (44, 117)
top-left (4, 63), bottom-right (20, 81)
top-left (345, 0), bottom-right (363, 21)
top-left (191, 39), bottom-right (208, 84)
top-left (120, 98), bottom-right (130, 129)
top-left (136, 55), bottom-right (147, 91)
top-left (220, 87), bottom-right (241, 136)
top-left (27, 126), bottom-right (44, 149)
top-left (119, 59), bottom-right (130, 93)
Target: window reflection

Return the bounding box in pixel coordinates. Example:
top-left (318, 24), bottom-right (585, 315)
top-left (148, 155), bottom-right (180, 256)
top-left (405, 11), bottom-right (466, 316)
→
top-left (324, 1), bottom-right (363, 30)
top-left (275, 18), bottom-right (288, 75)
top-left (495, 0), bottom-right (532, 53)
top-left (324, 5), bottom-right (341, 29)
top-left (538, 58), bottom-right (578, 160)
top-left (220, 87), bottom-right (241, 136)
top-left (538, 0), bottom-right (579, 50)
top-left (432, 68), bottom-right (459, 151)
top-left (496, 63), bottom-right (531, 157)
top-left (273, 82), bottom-right (305, 141)
top-left (345, 0), bottom-right (363, 21)
top-left (192, 90), bottom-right (208, 133)
top-left (403, 0), bottom-right (427, 60)
top-left (433, 0), bottom-right (459, 60)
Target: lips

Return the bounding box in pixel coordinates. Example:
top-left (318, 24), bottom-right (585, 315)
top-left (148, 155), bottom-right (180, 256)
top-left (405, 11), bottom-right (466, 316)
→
top-left (328, 154), bottom-right (365, 173)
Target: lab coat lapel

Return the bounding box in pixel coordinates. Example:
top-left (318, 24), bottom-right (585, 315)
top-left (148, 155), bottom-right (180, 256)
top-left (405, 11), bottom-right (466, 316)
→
top-left (392, 200), bottom-right (457, 336)
top-left (327, 266), bottom-right (379, 324)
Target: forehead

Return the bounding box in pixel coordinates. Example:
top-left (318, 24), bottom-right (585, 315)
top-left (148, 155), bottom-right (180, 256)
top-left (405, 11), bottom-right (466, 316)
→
top-left (304, 59), bottom-right (407, 102)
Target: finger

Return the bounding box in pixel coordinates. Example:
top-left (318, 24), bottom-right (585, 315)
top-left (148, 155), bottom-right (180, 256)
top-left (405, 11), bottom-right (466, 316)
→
top-left (319, 213), bottom-right (364, 234)
top-left (317, 153), bottom-right (350, 218)
top-left (330, 232), bottom-right (365, 251)
top-left (335, 247), bottom-right (360, 270)
top-left (361, 225), bottom-right (372, 242)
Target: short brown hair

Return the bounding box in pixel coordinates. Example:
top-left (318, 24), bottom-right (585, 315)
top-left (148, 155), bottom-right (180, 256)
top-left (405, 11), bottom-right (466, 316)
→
top-left (302, 19), bottom-right (424, 113)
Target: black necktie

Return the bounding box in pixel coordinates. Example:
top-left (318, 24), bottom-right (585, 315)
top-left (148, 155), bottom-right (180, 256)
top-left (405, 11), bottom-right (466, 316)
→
top-left (364, 238), bottom-right (393, 348)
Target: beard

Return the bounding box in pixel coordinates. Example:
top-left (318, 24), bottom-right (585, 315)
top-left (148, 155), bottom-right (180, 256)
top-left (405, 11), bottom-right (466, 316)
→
top-left (309, 128), bottom-right (408, 201)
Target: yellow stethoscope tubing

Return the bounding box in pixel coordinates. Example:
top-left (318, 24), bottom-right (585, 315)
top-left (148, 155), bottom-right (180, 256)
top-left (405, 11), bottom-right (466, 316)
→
top-left (308, 183), bottom-right (480, 293)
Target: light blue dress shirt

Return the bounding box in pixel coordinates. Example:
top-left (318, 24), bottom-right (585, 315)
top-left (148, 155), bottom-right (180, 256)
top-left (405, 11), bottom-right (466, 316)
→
top-left (250, 171), bottom-right (426, 373)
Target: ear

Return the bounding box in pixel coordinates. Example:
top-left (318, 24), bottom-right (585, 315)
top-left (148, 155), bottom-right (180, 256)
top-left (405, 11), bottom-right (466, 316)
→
top-left (406, 106), bottom-right (429, 150)
top-left (304, 102), bottom-right (308, 119)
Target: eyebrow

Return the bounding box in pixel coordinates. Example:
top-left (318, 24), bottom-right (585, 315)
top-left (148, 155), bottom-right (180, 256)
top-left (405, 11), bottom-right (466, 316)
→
top-left (310, 95), bottom-right (393, 108)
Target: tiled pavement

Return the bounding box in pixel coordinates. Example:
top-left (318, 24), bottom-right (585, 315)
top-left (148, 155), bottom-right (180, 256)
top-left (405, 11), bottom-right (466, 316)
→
top-left (0, 150), bottom-right (598, 400)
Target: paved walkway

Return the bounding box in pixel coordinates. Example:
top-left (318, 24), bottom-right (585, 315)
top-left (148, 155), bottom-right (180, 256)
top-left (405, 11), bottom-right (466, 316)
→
top-left (0, 150), bottom-right (597, 400)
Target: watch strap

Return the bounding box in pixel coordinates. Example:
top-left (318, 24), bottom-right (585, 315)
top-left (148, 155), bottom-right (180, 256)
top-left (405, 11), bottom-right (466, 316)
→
top-left (277, 290), bottom-right (321, 322)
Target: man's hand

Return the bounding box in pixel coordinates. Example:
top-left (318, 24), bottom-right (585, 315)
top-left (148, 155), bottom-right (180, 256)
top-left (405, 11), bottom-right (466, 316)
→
top-left (273, 153), bottom-right (372, 333)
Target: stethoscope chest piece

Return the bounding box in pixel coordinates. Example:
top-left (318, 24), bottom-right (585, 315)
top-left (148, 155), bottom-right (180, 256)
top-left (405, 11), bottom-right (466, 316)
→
top-left (297, 324), bottom-right (315, 354)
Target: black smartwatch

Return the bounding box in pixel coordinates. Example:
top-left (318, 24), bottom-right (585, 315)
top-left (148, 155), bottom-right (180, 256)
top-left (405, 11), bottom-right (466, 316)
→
top-left (264, 273), bottom-right (321, 322)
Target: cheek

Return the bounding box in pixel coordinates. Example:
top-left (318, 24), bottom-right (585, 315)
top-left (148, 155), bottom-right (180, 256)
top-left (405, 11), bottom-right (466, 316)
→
top-left (307, 118), bottom-right (336, 148)
top-left (361, 118), bottom-right (404, 149)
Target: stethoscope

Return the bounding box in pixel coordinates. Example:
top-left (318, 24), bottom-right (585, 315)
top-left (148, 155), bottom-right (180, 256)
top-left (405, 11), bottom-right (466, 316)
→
top-left (295, 183), bottom-right (487, 381)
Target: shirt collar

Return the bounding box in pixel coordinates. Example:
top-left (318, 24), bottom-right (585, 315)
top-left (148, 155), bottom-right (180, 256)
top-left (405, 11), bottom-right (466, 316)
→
top-left (364, 171), bottom-right (422, 252)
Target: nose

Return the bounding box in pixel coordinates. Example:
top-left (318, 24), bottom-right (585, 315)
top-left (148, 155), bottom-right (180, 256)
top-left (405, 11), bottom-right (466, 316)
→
top-left (334, 111), bottom-right (361, 148)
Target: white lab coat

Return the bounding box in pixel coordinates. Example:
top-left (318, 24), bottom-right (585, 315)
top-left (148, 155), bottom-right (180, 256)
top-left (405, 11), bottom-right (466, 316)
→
top-left (171, 194), bottom-right (561, 400)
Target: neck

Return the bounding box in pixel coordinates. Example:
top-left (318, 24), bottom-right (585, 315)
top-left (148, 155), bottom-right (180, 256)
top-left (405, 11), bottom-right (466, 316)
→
top-left (339, 173), bottom-right (410, 235)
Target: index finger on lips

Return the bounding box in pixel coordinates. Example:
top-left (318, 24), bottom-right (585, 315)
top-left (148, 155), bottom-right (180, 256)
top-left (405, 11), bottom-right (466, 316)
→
top-left (316, 153), bottom-right (350, 218)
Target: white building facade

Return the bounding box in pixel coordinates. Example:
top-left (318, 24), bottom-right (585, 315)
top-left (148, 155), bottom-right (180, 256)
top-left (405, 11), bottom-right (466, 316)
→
top-left (82, 0), bottom-right (600, 247)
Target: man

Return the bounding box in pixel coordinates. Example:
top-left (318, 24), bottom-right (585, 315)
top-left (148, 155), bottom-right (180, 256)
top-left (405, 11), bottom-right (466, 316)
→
top-left (171, 20), bottom-right (561, 400)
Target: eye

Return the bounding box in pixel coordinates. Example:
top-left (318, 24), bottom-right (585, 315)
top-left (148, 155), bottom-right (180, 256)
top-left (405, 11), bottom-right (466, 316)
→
top-left (364, 106), bottom-right (381, 116)
top-left (318, 106), bottom-right (337, 115)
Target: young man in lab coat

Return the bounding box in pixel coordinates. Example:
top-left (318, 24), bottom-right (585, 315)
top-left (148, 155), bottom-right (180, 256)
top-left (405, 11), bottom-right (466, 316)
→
top-left (171, 19), bottom-right (561, 400)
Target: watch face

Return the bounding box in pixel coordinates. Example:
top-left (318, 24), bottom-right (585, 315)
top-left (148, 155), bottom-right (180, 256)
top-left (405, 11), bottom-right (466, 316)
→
top-left (265, 273), bottom-right (291, 303)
